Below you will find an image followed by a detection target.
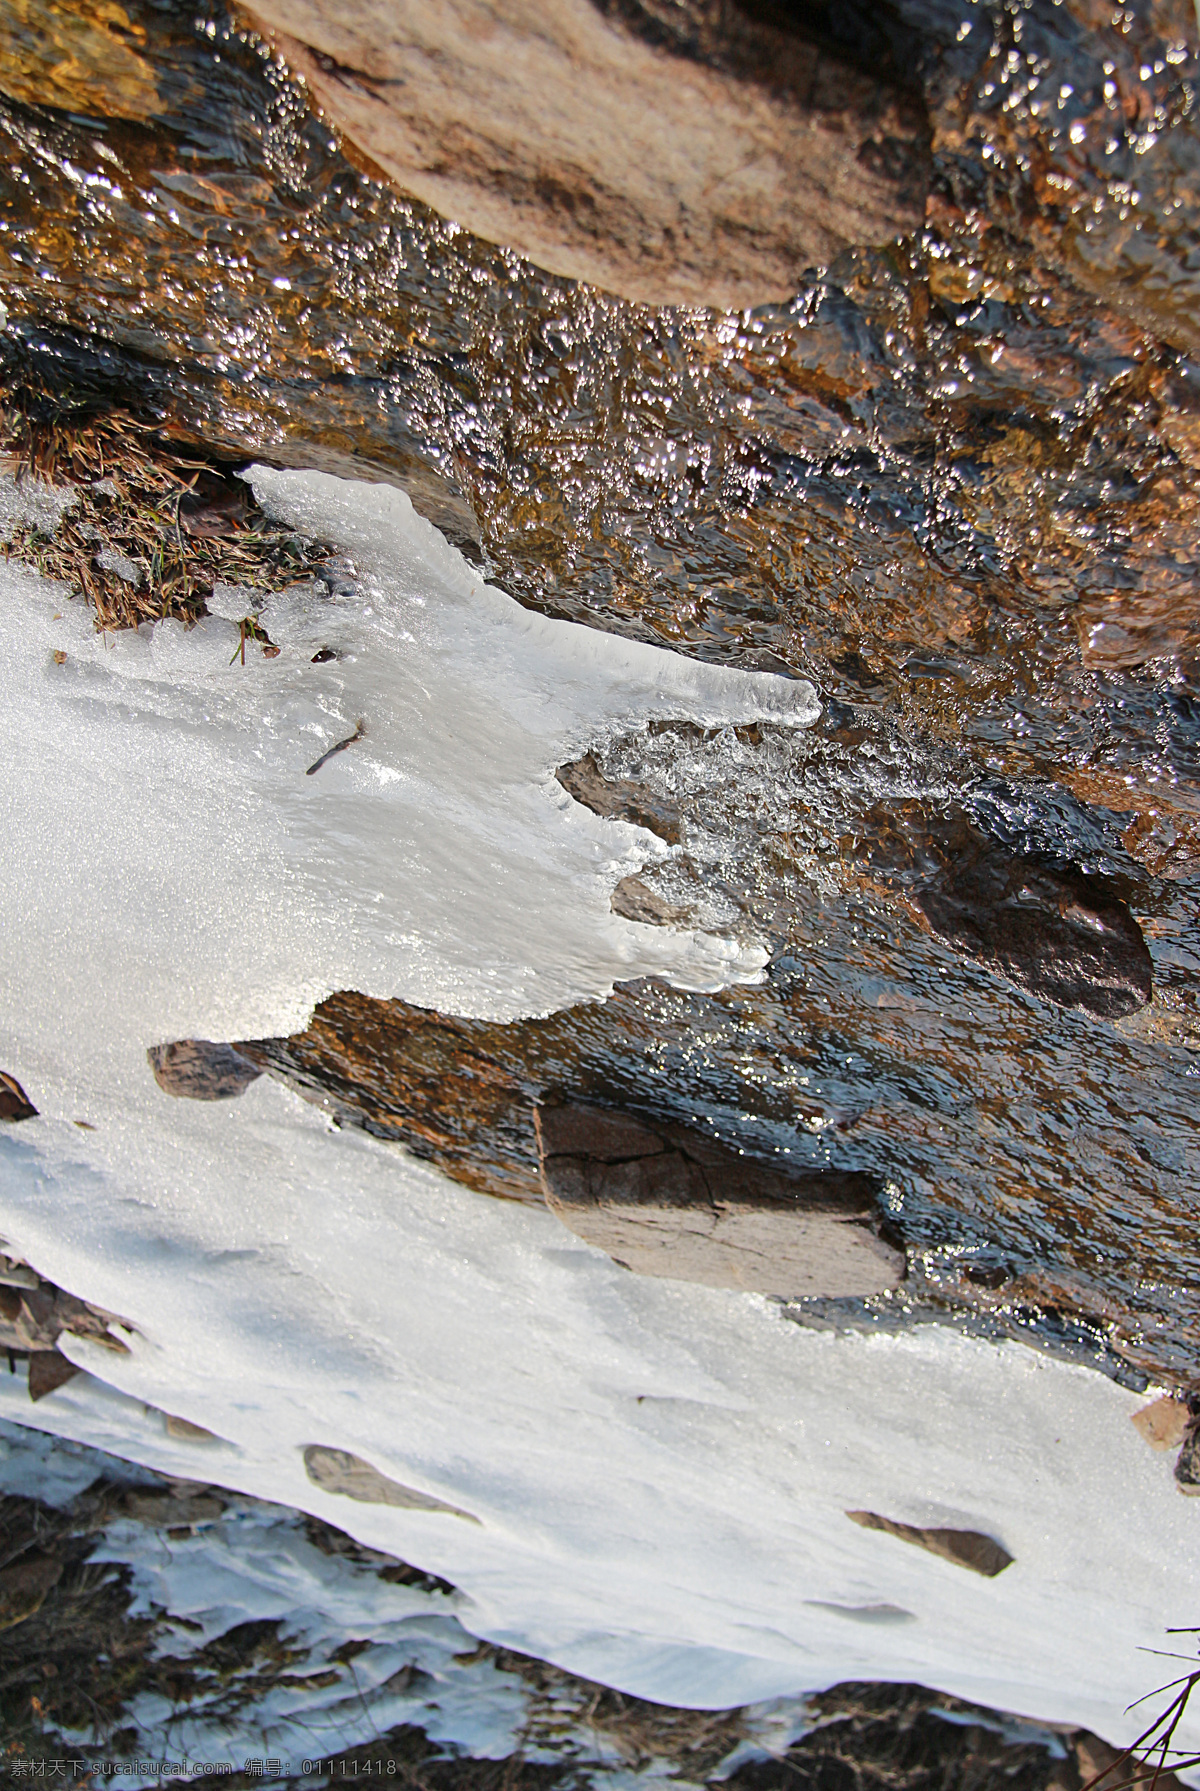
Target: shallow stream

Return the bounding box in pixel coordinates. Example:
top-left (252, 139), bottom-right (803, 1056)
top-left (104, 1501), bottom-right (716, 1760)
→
top-left (0, 0), bottom-right (1199, 1761)
top-left (4, 0), bottom-right (1195, 1372)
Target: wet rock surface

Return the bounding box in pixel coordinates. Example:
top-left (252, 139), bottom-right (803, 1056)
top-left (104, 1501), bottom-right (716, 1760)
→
top-left (858, 803), bottom-right (1154, 1019)
top-left (234, 948), bottom-right (1199, 1383)
top-left (0, 0), bottom-right (160, 120)
top-left (535, 1100), bottom-right (904, 1296)
top-left (240, 0), bottom-right (928, 310)
top-left (0, 0), bottom-right (1197, 802)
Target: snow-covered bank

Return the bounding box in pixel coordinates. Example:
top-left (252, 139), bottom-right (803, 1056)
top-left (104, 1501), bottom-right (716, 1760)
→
top-left (0, 471), bottom-right (1195, 1768)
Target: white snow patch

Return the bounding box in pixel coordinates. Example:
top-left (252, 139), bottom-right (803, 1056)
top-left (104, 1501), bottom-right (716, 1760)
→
top-left (0, 468), bottom-right (79, 541)
top-left (0, 470), bottom-right (1195, 1770)
top-left (86, 1497), bottom-right (532, 1773)
top-left (0, 1417), bottom-right (813, 1783)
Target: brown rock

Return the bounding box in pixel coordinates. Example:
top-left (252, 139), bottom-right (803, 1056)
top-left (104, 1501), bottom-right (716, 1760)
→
top-left (557, 754), bottom-right (681, 844)
top-left (845, 1510), bottom-right (1014, 1578)
top-left (915, 862), bottom-right (1152, 1021)
top-left (164, 1413), bottom-right (218, 1442)
top-left (861, 804), bottom-right (1153, 1020)
top-left (536, 1101), bottom-right (904, 1298)
top-left (27, 1350), bottom-right (79, 1402)
top-left (0, 1072), bottom-right (37, 1123)
top-left (15, 1290), bottom-right (63, 1352)
top-left (240, 0), bottom-right (928, 309)
top-left (610, 875), bottom-right (685, 926)
top-left (303, 1445), bottom-right (480, 1522)
top-left (536, 1102), bottom-right (665, 1163)
top-left (0, 1258), bottom-right (38, 1291)
top-left (147, 1039), bottom-right (263, 1101)
top-left (118, 1487), bottom-right (227, 1526)
top-left (1072, 1730), bottom-right (1187, 1791)
top-left (0, 1269), bottom-right (133, 1364)
top-left (1131, 1395), bottom-right (1192, 1452)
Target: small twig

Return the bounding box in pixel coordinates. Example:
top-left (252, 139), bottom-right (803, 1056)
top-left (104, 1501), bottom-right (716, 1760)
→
top-left (1081, 1671), bottom-right (1200, 1791)
top-left (306, 720), bottom-right (365, 776)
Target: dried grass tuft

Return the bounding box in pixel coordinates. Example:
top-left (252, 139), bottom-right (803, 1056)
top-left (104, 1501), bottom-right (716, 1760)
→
top-left (1, 395), bottom-right (328, 633)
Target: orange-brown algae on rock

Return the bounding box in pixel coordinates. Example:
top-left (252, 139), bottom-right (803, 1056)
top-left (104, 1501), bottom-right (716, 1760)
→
top-left (238, 0), bottom-right (929, 309)
top-left (0, 0), bottom-right (161, 121)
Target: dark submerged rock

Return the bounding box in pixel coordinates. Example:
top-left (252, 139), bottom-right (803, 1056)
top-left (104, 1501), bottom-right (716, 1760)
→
top-left (915, 859), bottom-right (1152, 1021)
top-left (862, 805), bottom-right (1153, 1019)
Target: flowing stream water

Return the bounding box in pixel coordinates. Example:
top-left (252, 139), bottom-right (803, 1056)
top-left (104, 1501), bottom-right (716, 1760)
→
top-left (5, 0), bottom-right (1194, 1372)
top-left (0, 0), bottom-right (1199, 1765)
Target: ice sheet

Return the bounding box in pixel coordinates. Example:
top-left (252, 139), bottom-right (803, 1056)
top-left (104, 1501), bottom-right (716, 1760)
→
top-left (0, 471), bottom-right (1195, 1769)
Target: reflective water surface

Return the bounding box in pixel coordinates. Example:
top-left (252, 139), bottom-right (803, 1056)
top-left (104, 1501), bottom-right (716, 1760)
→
top-left (1, 0), bottom-right (1199, 1378)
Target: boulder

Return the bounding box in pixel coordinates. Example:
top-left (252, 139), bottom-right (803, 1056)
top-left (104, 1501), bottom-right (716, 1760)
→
top-left (535, 1101), bottom-right (904, 1297)
top-left (240, 0), bottom-right (928, 309)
